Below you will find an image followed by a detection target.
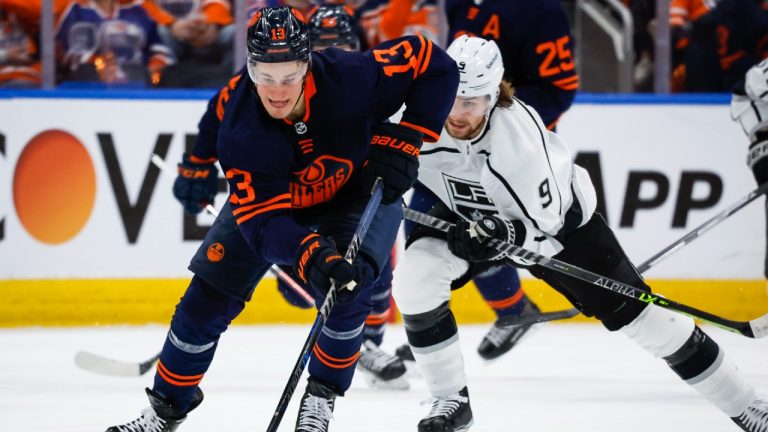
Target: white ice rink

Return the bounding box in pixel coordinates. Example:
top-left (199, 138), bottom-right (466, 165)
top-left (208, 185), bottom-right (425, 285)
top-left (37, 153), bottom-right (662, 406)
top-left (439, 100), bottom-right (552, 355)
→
top-left (2, 323), bottom-right (766, 432)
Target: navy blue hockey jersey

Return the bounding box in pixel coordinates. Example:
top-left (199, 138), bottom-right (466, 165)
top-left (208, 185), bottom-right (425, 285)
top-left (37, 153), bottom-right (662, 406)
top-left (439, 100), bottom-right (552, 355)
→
top-left (446, 0), bottom-right (578, 128)
top-left (194, 35), bottom-right (458, 266)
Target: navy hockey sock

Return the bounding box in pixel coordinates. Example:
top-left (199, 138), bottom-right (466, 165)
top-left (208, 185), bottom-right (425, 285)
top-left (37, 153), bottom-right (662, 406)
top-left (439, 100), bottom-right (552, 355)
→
top-left (364, 260), bottom-right (393, 346)
top-left (153, 276), bottom-right (244, 412)
top-left (473, 266), bottom-right (526, 317)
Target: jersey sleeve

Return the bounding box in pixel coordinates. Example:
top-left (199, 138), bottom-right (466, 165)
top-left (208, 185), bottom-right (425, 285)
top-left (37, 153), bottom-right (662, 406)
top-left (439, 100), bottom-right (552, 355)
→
top-left (191, 70), bottom-right (246, 162)
top-left (220, 132), bottom-right (312, 266)
top-left (513, 3), bottom-right (578, 129)
top-left (480, 102), bottom-right (596, 258)
top-left (363, 35), bottom-right (459, 142)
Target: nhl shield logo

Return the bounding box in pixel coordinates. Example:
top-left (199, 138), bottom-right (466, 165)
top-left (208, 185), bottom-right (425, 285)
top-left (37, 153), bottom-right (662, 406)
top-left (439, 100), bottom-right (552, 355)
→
top-left (294, 122), bottom-right (308, 134)
top-left (483, 219), bottom-right (496, 231)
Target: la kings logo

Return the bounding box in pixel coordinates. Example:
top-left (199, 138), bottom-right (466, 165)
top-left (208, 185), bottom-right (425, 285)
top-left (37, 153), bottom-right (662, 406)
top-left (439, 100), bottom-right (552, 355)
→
top-left (442, 174), bottom-right (496, 221)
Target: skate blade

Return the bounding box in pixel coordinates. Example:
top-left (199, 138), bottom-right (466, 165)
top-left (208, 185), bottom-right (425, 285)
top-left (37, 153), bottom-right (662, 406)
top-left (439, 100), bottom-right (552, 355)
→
top-left (362, 372), bottom-right (410, 391)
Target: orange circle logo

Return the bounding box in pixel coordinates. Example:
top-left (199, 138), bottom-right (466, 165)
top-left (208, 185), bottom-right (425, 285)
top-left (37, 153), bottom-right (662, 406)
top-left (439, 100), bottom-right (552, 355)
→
top-left (207, 243), bottom-right (225, 262)
top-left (13, 130), bottom-right (96, 244)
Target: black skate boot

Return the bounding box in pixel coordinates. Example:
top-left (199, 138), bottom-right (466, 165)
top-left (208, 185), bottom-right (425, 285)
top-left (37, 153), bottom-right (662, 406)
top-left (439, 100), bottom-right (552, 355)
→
top-left (733, 398), bottom-right (768, 431)
top-left (477, 301), bottom-right (541, 361)
top-left (356, 340), bottom-right (409, 390)
top-left (295, 378), bottom-right (338, 432)
top-left (105, 387), bottom-right (203, 432)
top-left (418, 387), bottom-right (473, 432)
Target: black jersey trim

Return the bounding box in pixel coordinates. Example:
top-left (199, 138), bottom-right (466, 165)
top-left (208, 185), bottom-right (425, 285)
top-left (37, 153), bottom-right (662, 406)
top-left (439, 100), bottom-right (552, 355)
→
top-left (421, 147), bottom-right (462, 155)
top-left (478, 150), bottom-right (490, 157)
top-left (514, 97), bottom-right (563, 217)
top-left (486, 159), bottom-right (541, 231)
top-left (752, 101), bottom-right (763, 122)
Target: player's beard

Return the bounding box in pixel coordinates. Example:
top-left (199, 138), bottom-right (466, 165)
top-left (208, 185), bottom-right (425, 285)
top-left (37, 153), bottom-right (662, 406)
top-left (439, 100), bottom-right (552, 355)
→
top-left (446, 115), bottom-right (488, 140)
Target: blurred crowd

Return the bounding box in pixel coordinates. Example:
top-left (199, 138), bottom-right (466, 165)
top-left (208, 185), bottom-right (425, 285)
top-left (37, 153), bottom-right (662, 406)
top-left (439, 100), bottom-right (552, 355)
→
top-left (0, 0), bottom-right (766, 91)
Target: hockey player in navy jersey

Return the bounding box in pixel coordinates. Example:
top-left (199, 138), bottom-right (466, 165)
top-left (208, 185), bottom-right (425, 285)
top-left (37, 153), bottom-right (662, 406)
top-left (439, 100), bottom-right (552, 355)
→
top-left (106, 6), bottom-right (458, 432)
top-left (404, 0), bottom-right (581, 363)
top-left (393, 35), bottom-right (768, 432)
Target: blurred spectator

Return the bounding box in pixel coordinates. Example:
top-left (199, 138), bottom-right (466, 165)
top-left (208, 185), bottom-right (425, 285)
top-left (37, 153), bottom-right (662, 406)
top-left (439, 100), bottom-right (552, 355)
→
top-left (625, 0), bottom-right (656, 91)
top-left (670, 0), bottom-right (768, 92)
top-left (55, 0), bottom-right (175, 86)
top-left (0, 7), bottom-right (40, 88)
top-left (145, 0), bottom-right (236, 87)
top-left (352, 0), bottom-right (440, 50)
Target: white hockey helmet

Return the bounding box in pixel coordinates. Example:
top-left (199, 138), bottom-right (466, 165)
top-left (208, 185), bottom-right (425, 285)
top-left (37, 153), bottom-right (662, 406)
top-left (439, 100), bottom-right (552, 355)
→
top-left (446, 35), bottom-right (505, 108)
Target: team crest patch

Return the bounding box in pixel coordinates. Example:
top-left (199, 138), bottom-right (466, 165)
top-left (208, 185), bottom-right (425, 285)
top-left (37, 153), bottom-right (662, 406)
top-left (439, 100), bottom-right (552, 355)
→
top-left (207, 243), bottom-right (225, 262)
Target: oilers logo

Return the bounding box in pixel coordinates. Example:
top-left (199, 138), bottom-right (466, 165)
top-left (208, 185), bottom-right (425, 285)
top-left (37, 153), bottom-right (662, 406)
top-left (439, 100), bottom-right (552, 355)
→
top-left (291, 155), bottom-right (354, 208)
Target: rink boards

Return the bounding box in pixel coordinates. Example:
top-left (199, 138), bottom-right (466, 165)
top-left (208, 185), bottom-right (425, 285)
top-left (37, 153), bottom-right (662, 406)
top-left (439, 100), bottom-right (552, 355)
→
top-left (0, 92), bottom-right (765, 326)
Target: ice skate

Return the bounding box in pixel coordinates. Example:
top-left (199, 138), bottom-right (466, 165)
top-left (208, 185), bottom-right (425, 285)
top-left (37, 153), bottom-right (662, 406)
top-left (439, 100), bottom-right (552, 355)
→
top-left (477, 301), bottom-right (540, 361)
top-left (418, 387), bottom-right (473, 432)
top-left (356, 340), bottom-right (409, 390)
top-left (295, 378), bottom-right (337, 432)
top-left (106, 387), bottom-right (203, 432)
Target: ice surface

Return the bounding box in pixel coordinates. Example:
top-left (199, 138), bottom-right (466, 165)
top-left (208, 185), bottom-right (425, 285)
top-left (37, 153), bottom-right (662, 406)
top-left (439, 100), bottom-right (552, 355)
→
top-left (1, 323), bottom-right (766, 431)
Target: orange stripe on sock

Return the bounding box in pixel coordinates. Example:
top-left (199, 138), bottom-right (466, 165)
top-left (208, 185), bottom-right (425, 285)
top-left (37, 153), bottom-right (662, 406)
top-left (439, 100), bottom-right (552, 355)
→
top-left (156, 361), bottom-right (204, 387)
top-left (312, 345), bottom-right (360, 369)
top-left (487, 289), bottom-right (525, 310)
top-left (365, 310), bottom-right (390, 325)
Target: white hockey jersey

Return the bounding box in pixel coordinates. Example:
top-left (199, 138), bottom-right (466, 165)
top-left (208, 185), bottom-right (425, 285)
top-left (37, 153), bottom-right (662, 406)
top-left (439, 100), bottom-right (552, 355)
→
top-left (417, 97), bottom-right (597, 259)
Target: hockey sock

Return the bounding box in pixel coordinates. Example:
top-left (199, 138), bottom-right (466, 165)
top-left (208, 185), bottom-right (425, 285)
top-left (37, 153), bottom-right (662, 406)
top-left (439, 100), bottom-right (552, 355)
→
top-left (364, 261), bottom-right (393, 346)
top-left (473, 265), bottom-right (526, 317)
top-left (153, 276), bottom-right (245, 412)
top-left (622, 305), bottom-right (755, 417)
top-left (309, 266), bottom-right (374, 394)
top-left (403, 301), bottom-right (467, 396)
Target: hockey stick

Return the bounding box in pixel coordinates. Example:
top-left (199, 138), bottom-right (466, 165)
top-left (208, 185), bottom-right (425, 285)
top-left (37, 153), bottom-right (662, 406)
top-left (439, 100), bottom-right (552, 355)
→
top-left (637, 182), bottom-right (768, 273)
top-left (403, 208), bottom-right (768, 339)
top-left (266, 179), bottom-right (384, 432)
top-left (74, 157), bottom-right (317, 379)
top-left (496, 307), bottom-right (580, 327)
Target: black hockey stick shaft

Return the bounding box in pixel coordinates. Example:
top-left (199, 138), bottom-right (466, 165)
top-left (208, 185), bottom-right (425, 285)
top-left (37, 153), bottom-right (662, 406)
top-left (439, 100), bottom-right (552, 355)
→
top-left (266, 179), bottom-right (383, 432)
top-left (402, 208), bottom-right (768, 339)
top-left (637, 182), bottom-right (768, 273)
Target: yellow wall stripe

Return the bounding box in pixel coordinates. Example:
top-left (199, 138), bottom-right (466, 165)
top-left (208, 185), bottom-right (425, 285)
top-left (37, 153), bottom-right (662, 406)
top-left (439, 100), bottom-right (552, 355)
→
top-left (0, 278), bottom-right (765, 327)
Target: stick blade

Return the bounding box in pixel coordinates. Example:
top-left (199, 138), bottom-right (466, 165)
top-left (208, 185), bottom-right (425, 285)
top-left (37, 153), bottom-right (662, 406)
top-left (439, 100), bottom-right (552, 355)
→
top-left (497, 308), bottom-right (580, 327)
top-left (74, 351), bottom-right (155, 377)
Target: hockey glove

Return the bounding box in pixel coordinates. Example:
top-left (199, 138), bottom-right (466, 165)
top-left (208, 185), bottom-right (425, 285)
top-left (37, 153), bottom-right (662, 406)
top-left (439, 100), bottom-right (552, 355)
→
top-left (748, 131), bottom-right (768, 185)
top-left (360, 123), bottom-right (423, 204)
top-left (294, 234), bottom-right (360, 303)
top-left (173, 153), bottom-right (218, 215)
top-left (447, 216), bottom-right (521, 262)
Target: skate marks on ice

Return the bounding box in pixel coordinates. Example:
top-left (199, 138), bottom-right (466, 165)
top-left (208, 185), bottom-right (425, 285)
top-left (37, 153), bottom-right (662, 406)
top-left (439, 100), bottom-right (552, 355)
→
top-left (0, 324), bottom-right (766, 431)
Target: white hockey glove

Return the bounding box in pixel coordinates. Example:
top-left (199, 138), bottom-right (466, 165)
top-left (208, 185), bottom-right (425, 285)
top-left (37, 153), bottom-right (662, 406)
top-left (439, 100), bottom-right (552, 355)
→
top-left (731, 60), bottom-right (768, 185)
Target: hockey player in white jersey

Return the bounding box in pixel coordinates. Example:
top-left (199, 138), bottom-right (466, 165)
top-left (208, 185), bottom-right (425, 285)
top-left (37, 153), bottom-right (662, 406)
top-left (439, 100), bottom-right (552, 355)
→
top-left (392, 35), bottom-right (768, 432)
top-left (731, 59), bottom-right (768, 280)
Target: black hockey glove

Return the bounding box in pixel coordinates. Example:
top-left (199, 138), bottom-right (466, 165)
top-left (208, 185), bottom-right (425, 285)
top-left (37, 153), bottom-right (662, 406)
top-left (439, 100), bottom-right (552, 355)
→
top-left (173, 153), bottom-right (218, 215)
top-left (294, 234), bottom-right (360, 303)
top-left (446, 216), bottom-right (522, 262)
top-left (748, 131), bottom-right (768, 185)
top-left (360, 123), bottom-right (423, 204)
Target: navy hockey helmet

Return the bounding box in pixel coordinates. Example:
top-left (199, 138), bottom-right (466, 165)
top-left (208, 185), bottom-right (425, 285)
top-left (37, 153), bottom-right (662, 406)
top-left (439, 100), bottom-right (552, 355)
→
top-left (247, 6), bottom-right (311, 64)
top-left (308, 4), bottom-right (360, 51)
